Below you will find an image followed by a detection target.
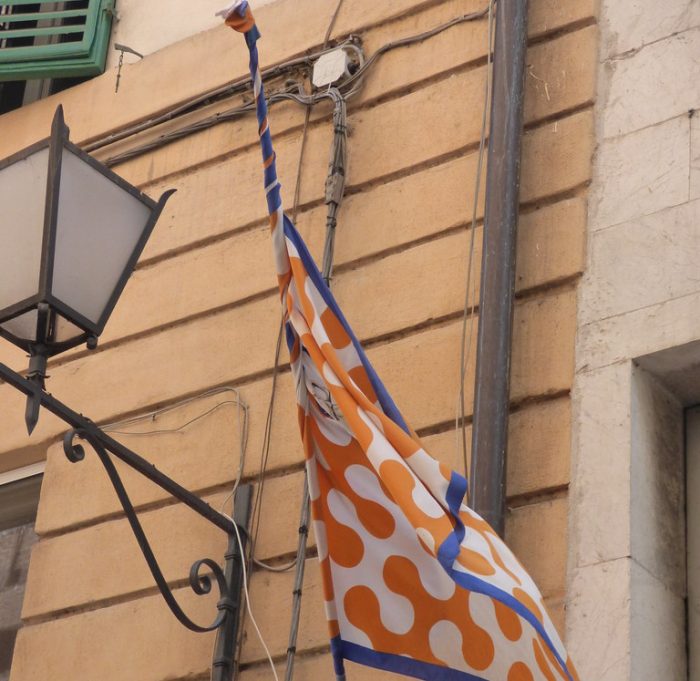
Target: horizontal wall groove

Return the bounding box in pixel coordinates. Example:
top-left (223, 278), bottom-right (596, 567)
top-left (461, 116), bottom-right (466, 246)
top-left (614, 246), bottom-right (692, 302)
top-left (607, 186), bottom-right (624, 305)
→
top-left (37, 460), bottom-right (308, 539)
top-left (21, 544), bottom-right (319, 626)
top-left (523, 100), bottom-right (595, 133)
top-left (506, 484), bottom-right (569, 510)
top-left (237, 646), bottom-right (331, 676)
top-left (414, 388), bottom-right (571, 439)
top-left (527, 15), bottom-right (597, 47)
top-left (519, 182), bottom-right (590, 214)
top-left (514, 274), bottom-right (582, 301)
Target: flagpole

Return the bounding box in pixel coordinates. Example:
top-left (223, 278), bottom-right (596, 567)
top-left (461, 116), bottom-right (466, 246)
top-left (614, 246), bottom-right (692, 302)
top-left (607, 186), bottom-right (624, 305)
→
top-left (470, 0), bottom-right (529, 538)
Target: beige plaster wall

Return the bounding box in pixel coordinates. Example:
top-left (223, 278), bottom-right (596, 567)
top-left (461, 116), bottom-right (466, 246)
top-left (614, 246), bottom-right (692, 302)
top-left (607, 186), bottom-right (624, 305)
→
top-left (0, 0), bottom-right (598, 678)
top-left (568, 0), bottom-right (700, 679)
top-left (105, 0), bottom-right (279, 70)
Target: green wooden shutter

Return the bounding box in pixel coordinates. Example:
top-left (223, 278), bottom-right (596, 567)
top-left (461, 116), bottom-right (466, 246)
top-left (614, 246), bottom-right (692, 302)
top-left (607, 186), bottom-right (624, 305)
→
top-left (0, 0), bottom-right (115, 81)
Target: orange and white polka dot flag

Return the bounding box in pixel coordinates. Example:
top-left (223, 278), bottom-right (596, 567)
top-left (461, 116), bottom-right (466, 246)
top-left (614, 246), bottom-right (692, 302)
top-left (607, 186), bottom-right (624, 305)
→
top-left (222, 3), bottom-right (580, 680)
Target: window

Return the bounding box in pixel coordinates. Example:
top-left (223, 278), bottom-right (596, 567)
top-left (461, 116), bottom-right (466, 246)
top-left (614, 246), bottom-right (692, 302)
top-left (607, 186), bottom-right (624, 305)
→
top-left (0, 0), bottom-right (115, 114)
top-left (0, 465), bottom-right (43, 681)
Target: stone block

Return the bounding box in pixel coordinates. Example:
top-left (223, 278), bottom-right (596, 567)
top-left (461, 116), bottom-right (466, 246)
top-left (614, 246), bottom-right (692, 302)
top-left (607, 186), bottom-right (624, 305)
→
top-left (0, 0), bottom-right (597, 169)
top-left (97, 17), bottom-right (595, 197)
top-left (506, 496), bottom-right (569, 600)
top-left (35, 375), bottom-right (303, 535)
top-left (602, 27), bottom-right (700, 139)
top-left (600, 0), bottom-right (700, 58)
top-left (509, 289), bottom-right (577, 404)
top-left (40, 285), bottom-right (572, 533)
top-left (570, 362), bottom-right (632, 568)
top-left (515, 198), bottom-right (587, 292)
top-left (529, 0), bottom-right (597, 37)
top-left (17, 498), bottom-right (575, 678)
top-left (249, 469), bottom-right (309, 562)
top-left (567, 558), bottom-right (632, 681)
top-left (577, 289), bottom-right (700, 373)
top-left (29, 478), bottom-right (568, 623)
top-left (581, 199), bottom-right (700, 324)
top-left (590, 115), bottom-right (690, 231)
top-left (38, 393), bottom-right (571, 542)
top-left (521, 110), bottom-right (594, 205)
top-left (525, 26), bottom-right (597, 124)
top-left (507, 397), bottom-right (572, 497)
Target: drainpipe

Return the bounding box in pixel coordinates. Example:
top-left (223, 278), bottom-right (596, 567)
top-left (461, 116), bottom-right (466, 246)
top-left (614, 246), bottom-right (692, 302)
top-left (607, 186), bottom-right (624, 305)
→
top-left (470, 0), bottom-right (529, 538)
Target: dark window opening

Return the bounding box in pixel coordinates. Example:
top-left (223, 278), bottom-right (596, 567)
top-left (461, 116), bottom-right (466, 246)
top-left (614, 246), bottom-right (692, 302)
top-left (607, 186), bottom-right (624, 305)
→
top-left (0, 474), bottom-right (42, 681)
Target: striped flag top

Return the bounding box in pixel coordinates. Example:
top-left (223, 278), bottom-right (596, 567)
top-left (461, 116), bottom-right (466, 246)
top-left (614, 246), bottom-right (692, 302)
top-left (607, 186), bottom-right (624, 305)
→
top-left (222, 4), bottom-right (580, 681)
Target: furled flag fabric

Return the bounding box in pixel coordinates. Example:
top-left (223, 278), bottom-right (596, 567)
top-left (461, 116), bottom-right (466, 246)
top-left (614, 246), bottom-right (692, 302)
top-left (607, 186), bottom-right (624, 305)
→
top-left (222, 3), bottom-right (580, 680)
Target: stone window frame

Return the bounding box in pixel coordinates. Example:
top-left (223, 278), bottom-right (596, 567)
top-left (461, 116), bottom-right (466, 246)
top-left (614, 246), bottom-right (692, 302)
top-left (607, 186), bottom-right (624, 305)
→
top-left (567, 343), bottom-right (700, 681)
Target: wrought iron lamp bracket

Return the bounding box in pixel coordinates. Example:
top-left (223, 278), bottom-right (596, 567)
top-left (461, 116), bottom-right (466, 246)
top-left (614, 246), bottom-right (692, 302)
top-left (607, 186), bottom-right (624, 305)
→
top-left (0, 360), bottom-right (251, 681)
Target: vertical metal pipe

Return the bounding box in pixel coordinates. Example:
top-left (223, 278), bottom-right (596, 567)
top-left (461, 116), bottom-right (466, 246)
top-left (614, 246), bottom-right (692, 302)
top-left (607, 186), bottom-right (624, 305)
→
top-left (212, 483), bottom-right (253, 681)
top-left (470, 0), bottom-right (529, 538)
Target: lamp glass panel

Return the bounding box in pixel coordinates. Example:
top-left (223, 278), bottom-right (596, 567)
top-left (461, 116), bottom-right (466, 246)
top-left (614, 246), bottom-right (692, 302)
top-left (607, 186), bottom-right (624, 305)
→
top-left (0, 148), bottom-right (49, 314)
top-left (0, 310), bottom-right (38, 342)
top-left (52, 149), bottom-right (152, 325)
top-left (53, 314), bottom-right (84, 343)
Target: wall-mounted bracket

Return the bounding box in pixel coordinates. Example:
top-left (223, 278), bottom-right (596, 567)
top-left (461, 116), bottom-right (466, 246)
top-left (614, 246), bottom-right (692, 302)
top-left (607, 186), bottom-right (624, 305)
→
top-left (0, 359), bottom-right (251, 681)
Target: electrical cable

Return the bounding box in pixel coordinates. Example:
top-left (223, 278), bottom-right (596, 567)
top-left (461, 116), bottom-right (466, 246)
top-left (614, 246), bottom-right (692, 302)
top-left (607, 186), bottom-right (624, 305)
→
top-left (456, 0), bottom-right (495, 485)
top-left (229, 513), bottom-right (281, 681)
top-left (104, 400), bottom-right (242, 436)
top-left (340, 7), bottom-right (489, 98)
top-left (96, 9), bottom-right (489, 168)
top-left (84, 37), bottom-right (360, 154)
top-left (291, 106), bottom-right (312, 225)
top-left (246, 321), bottom-right (285, 572)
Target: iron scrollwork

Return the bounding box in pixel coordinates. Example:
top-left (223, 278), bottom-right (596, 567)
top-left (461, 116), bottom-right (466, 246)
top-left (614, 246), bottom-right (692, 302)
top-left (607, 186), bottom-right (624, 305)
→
top-left (63, 428), bottom-right (232, 633)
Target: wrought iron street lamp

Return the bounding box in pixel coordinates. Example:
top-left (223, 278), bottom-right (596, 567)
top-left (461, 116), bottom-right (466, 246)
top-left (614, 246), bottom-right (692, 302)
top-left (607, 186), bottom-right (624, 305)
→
top-left (0, 106), bottom-right (174, 433)
top-left (0, 107), bottom-right (250, 681)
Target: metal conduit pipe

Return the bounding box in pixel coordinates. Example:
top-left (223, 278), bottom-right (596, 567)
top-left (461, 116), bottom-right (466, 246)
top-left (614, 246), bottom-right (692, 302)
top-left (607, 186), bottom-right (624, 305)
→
top-left (470, 0), bottom-right (529, 538)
